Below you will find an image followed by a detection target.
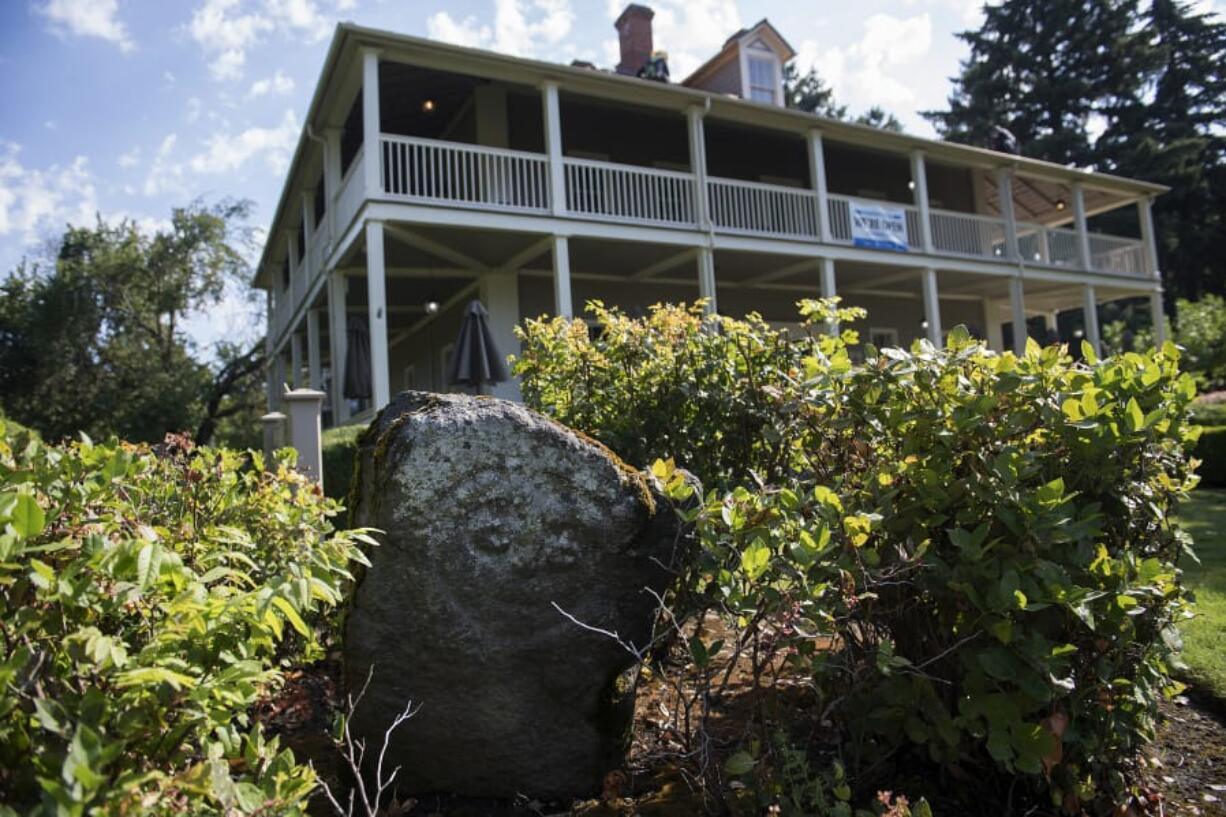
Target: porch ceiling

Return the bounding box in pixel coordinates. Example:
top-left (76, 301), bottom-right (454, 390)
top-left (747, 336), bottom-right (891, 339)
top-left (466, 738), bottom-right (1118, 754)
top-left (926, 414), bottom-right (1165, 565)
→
top-left (980, 171), bottom-right (1137, 226)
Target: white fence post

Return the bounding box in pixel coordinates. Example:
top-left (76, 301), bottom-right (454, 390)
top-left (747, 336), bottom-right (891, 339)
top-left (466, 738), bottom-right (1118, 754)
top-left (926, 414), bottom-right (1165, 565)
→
top-left (260, 411), bottom-right (287, 461)
top-left (283, 388), bottom-right (326, 486)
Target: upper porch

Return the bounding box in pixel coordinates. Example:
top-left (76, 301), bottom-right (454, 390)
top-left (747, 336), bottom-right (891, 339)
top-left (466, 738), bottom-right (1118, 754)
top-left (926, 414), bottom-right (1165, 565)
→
top-left (260, 28), bottom-right (1165, 347)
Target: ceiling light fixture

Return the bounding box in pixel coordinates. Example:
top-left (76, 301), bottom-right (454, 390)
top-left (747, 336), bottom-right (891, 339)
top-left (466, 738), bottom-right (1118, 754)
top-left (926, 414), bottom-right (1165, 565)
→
top-left (424, 300), bottom-right (440, 315)
top-left (1055, 198), bottom-right (1066, 211)
top-left (421, 99), bottom-right (436, 113)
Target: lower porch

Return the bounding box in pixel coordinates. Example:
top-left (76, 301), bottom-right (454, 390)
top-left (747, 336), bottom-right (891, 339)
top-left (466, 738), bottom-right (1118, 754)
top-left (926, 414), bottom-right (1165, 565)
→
top-left (267, 219), bottom-right (1166, 428)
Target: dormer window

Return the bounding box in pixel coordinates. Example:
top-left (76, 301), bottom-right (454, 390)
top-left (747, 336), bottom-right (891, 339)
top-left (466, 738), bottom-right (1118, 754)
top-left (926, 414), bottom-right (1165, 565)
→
top-left (747, 55), bottom-right (778, 104)
top-left (681, 18), bottom-right (795, 108)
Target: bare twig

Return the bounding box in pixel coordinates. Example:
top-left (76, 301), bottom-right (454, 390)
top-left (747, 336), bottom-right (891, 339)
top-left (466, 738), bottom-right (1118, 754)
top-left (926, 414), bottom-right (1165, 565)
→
top-left (317, 665), bottom-right (421, 817)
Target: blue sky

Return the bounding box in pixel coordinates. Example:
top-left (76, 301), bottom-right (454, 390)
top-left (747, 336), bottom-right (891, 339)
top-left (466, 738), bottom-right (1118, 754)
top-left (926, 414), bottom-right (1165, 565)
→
top-left (1, 0), bottom-right (1219, 350)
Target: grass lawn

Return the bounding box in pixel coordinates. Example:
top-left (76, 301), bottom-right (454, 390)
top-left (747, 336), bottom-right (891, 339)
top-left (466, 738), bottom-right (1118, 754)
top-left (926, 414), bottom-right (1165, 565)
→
top-left (1177, 488), bottom-right (1226, 701)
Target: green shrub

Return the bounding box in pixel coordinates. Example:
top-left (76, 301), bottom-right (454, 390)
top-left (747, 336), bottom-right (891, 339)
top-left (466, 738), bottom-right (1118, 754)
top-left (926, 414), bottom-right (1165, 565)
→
top-left (1190, 399), bottom-right (1226, 426)
top-left (514, 299), bottom-right (863, 492)
top-left (0, 423), bottom-right (374, 815)
top-left (1194, 425), bottom-right (1226, 486)
top-left (321, 423), bottom-right (366, 502)
top-left (524, 304), bottom-right (1201, 813)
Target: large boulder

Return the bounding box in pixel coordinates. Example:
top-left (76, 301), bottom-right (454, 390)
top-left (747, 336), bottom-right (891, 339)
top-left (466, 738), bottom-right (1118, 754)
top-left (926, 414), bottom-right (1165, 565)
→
top-left (345, 392), bottom-right (682, 800)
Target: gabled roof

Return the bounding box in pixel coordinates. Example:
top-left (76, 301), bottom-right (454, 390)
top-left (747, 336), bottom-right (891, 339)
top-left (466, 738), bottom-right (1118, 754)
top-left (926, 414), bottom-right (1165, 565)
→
top-left (683, 18), bottom-right (796, 90)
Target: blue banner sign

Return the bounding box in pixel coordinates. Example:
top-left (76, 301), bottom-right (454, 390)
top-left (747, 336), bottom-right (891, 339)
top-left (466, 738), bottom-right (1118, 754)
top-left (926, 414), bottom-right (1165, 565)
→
top-left (850, 202), bottom-right (909, 252)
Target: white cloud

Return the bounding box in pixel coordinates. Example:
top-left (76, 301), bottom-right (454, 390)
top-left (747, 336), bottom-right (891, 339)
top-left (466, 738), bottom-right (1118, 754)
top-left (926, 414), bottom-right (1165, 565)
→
top-left (248, 69), bottom-right (296, 98)
top-left (426, 11), bottom-right (492, 48)
top-left (0, 142), bottom-right (98, 246)
top-left (186, 97), bottom-right (203, 124)
top-left (143, 134), bottom-right (188, 197)
top-left (118, 147), bottom-right (141, 168)
top-left (800, 13), bottom-right (933, 118)
top-left (427, 0), bottom-right (574, 57)
top-left (188, 0), bottom-right (336, 80)
top-left (189, 0), bottom-right (271, 80)
top-left (35, 0), bottom-right (134, 52)
top-left (189, 110), bottom-right (299, 175)
top-left (904, 0), bottom-right (985, 26)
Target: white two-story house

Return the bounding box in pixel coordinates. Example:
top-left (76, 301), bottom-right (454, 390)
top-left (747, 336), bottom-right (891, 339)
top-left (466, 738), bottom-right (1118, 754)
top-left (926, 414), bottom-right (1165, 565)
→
top-left (256, 6), bottom-right (1167, 426)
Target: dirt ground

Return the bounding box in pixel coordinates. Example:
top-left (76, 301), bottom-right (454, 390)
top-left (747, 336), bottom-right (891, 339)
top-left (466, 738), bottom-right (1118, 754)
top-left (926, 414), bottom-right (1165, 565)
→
top-left (264, 657), bottom-right (1226, 817)
top-left (1136, 694), bottom-right (1226, 817)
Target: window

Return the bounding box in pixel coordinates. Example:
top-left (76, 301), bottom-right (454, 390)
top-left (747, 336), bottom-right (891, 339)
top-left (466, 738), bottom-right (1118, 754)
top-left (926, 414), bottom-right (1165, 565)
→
top-left (748, 56), bottom-right (777, 104)
top-left (869, 327), bottom-right (900, 349)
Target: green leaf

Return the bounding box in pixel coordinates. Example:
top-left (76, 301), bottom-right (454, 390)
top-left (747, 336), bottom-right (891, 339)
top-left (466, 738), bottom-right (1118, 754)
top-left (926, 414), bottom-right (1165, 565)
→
top-left (271, 595), bottom-right (311, 638)
top-left (1125, 397), bottom-right (1144, 432)
top-left (115, 666), bottom-right (197, 690)
top-left (724, 750), bottom-right (756, 776)
top-left (10, 492), bottom-right (45, 539)
top-left (739, 539), bottom-right (771, 581)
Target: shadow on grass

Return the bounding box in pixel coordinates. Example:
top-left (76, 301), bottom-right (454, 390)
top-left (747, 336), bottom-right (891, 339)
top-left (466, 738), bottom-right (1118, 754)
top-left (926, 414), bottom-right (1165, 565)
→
top-left (1177, 489), bottom-right (1226, 705)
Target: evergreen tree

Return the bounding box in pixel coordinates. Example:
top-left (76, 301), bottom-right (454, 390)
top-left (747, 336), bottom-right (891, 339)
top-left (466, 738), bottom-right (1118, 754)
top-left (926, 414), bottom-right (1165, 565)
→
top-left (783, 63), bottom-right (847, 119)
top-left (924, 0), bottom-right (1144, 167)
top-left (926, 0), bottom-right (1226, 300)
top-left (783, 63), bottom-right (904, 130)
top-left (1097, 0), bottom-right (1226, 299)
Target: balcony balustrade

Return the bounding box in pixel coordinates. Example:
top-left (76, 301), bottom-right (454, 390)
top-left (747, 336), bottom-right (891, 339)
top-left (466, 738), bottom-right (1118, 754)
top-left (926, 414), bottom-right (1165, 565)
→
top-left (267, 134), bottom-right (1152, 341)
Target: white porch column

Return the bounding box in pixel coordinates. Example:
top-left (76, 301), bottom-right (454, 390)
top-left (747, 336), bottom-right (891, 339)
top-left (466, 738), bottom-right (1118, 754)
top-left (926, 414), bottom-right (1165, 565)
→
top-left (286, 231), bottom-right (299, 274)
top-left (365, 220), bottom-right (391, 410)
top-left (910, 151), bottom-right (934, 254)
top-left (1072, 183), bottom-right (1093, 271)
top-left (306, 308), bottom-right (322, 390)
top-left (687, 106), bottom-right (710, 228)
top-left (996, 168), bottom-right (1019, 261)
top-left (1138, 196), bottom-right (1160, 281)
top-left (551, 235), bottom-right (573, 318)
top-left (1044, 310), bottom-right (1059, 338)
top-left (290, 331), bottom-right (304, 388)
top-left (921, 267), bottom-right (942, 347)
top-left (326, 271), bottom-right (349, 424)
top-left (697, 247), bottom-right (717, 316)
top-left (1009, 277), bottom-right (1027, 355)
top-left (324, 128), bottom-right (342, 234)
top-left (300, 192), bottom-right (314, 263)
top-left (982, 297), bottom-right (1005, 352)
top-left (808, 131), bottom-right (831, 243)
top-left (542, 81), bottom-right (567, 216)
top-left (479, 272), bottom-right (522, 401)
top-left (1150, 289), bottom-right (1167, 346)
top-left (362, 48), bottom-right (382, 198)
top-left (1082, 284), bottom-right (1101, 357)
top-left (819, 257), bottom-right (837, 334)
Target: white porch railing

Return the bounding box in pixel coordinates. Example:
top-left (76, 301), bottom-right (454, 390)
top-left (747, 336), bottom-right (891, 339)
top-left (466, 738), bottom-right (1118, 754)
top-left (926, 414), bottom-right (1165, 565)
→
top-left (335, 146), bottom-right (365, 236)
top-left (380, 134), bottom-right (550, 213)
top-left (309, 218), bottom-right (332, 276)
top-left (564, 158), bottom-right (696, 226)
top-left (707, 177), bottom-right (819, 239)
top-left (1045, 227), bottom-right (1082, 268)
top-left (929, 209), bottom-right (1009, 260)
top-left (825, 194), bottom-right (922, 251)
top-left (301, 135), bottom-right (1153, 302)
top-left (1089, 234), bottom-right (1147, 276)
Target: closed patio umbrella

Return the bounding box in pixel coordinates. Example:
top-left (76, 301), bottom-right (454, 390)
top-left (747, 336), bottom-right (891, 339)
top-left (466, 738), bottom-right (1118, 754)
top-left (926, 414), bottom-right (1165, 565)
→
top-left (343, 314), bottom-right (372, 400)
top-left (448, 300), bottom-right (508, 388)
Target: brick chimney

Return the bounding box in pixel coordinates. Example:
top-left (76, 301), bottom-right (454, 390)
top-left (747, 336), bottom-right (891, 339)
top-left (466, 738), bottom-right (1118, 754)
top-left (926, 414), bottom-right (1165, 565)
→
top-left (615, 4), bottom-right (654, 76)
